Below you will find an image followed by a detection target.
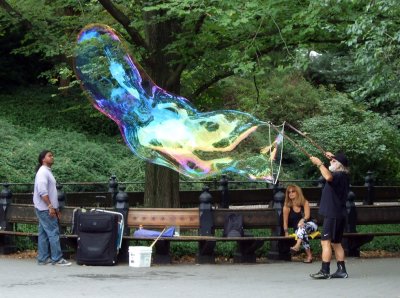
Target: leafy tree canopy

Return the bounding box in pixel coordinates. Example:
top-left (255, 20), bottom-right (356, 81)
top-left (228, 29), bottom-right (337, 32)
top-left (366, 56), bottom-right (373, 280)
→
top-left (345, 0), bottom-right (400, 126)
top-left (0, 0), bottom-right (359, 98)
top-left (1, 0), bottom-right (399, 187)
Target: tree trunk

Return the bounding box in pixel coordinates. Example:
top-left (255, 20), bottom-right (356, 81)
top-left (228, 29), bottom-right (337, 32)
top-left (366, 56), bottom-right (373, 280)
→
top-left (144, 163), bottom-right (180, 207)
top-left (143, 10), bottom-right (182, 207)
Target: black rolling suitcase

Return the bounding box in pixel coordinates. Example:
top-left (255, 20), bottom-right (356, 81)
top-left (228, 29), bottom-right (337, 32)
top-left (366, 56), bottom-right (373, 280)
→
top-left (74, 209), bottom-right (124, 266)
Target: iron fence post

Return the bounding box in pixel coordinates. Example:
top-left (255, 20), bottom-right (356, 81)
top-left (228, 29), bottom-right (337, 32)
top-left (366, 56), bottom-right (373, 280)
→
top-left (363, 171), bottom-right (375, 205)
top-left (197, 186), bottom-right (216, 264)
top-left (108, 174), bottom-right (119, 207)
top-left (219, 175), bottom-right (230, 209)
top-left (0, 183), bottom-right (16, 254)
top-left (267, 183), bottom-right (291, 260)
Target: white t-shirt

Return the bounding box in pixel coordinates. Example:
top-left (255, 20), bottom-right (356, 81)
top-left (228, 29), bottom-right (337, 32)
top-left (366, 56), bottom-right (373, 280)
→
top-left (33, 166), bottom-right (59, 210)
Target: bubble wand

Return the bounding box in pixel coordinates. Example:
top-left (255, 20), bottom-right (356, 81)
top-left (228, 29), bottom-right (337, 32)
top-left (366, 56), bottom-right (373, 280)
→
top-left (268, 122), bottom-right (312, 158)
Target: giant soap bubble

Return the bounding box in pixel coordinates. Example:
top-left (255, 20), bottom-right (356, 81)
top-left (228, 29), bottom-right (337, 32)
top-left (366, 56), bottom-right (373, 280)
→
top-left (74, 24), bottom-right (283, 182)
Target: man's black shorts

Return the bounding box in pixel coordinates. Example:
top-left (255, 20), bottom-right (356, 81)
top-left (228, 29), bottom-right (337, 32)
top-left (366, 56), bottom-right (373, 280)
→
top-left (321, 217), bottom-right (345, 243)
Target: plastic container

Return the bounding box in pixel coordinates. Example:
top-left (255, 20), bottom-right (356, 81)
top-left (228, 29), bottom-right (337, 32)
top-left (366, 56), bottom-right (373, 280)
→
top-left (128, 246), bottom-right (152, 267)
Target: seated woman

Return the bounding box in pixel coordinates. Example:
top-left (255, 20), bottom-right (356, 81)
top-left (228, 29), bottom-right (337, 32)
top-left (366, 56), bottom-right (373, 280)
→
top-left (283, 184), bottom-right (318, 263)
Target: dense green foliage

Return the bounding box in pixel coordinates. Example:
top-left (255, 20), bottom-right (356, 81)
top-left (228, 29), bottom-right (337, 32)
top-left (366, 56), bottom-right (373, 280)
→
top-left (0, 87), bottom-right (118, 136)
top-left (0, 87), bottom-right (145, 184)
top-left (345, 0), bottom-right (400, 126)
top-left (216, 72), bottom-right (400, 184)
top-left (1, 1), bottom-right (398, 111)
top-left (299, 97), bottom-right (400, 184)
top-left (228, 71), bottom-right (322, 126)
top-left (2, 75), bottom-right (400, 184)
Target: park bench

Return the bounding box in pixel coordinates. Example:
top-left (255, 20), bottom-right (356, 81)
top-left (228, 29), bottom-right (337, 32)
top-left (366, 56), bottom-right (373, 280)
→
top-left (0, 204), bottom-right (280, 263)
top-left (1, 175), bottom-right (400, 263)
top-left (1, 199), bottom-right (400, 264)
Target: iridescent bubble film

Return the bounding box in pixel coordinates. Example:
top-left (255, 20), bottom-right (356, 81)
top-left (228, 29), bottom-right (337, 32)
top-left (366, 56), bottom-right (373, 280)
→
top-left (74, 24), bottom-right (283, 182)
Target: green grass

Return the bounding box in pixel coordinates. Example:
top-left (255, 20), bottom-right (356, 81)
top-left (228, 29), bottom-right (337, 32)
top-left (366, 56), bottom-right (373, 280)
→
top-left (14, 224), bottom-right (38, 251)
top-left (356, 224), bottom-right (400, 252)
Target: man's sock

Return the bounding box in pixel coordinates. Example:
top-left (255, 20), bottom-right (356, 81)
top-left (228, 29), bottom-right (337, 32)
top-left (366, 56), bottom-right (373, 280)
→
top-left (337, 261), bottom-right (346, 272)
top-left (321, 261), bottom-right (330, 274)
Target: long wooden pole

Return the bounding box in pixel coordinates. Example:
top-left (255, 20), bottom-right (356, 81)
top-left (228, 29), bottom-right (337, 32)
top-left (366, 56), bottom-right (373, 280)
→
top-left (286, 122), bottom-right (327, 156)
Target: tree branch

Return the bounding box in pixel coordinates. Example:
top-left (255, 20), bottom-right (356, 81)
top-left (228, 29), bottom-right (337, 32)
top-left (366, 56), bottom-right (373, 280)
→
top-left (0, 0), bottom-right (32, 29)
top-left (190, 42), bottom-right (276, 99)
top-left (97, 0), bottom-right (149, 53)
top-left (191, 70), bottom-right (234, 98)
top-left (166, 63), bottom-right (185, 90)
top-left (0, 0), bottom-right (20, 17)
top-left (194, 13), bottom-right (207, 34)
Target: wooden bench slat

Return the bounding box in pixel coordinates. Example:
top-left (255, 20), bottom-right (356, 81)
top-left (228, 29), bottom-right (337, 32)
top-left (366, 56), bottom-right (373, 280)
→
top-left (0, 230), bottom-right (77, 238)
top-left (126, 208), bottom-right (200, 228)
top-left (6, 204), bottom-right (400, 228)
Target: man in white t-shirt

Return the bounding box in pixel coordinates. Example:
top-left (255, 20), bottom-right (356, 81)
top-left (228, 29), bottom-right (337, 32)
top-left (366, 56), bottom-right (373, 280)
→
top-left (33, 150), bottom-right (71, 266)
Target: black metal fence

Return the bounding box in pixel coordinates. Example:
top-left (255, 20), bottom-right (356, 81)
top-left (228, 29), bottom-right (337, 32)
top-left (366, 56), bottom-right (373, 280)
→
top-left (3, 171), bottom-right (394, 192)
top-left (1, 171), bottom-right (399, 209)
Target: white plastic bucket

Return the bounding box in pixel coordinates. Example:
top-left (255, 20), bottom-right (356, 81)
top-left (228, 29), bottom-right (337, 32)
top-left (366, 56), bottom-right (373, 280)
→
top-left (128, 246), bottom-right (152, 267)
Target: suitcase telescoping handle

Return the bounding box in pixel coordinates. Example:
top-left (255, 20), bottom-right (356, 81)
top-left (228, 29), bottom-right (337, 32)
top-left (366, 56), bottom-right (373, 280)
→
top-left (91, 209), bottom-right (124, 250)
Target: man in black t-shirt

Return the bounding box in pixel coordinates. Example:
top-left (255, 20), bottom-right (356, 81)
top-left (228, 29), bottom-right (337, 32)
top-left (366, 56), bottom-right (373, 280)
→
top-left (309, 151), bottom-right (350, 279)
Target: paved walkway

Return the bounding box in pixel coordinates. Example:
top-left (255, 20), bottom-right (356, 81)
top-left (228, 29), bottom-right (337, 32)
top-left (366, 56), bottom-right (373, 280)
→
top-left (0, 257), bottom-right (399, 298)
